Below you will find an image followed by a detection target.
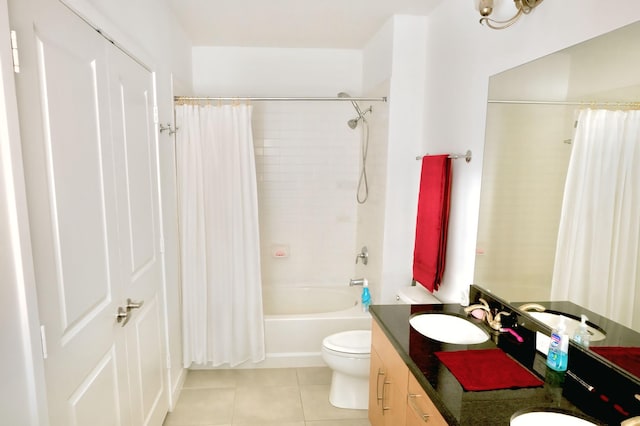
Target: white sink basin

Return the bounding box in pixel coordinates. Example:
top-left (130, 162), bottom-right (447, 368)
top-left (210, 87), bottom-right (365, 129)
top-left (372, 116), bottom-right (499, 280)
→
top-left (409, 313), bottom-right (489, 344)
top-left (527, 312), bottom-right (606, 342)
top-left (511, 410), bottom-right (598, 425)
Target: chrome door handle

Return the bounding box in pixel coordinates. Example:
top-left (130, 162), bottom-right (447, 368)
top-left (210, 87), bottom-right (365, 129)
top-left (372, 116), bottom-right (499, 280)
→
top-left (126, 298), bottom-right (143, 311)
top-left (116, 307), bottom-right (130, 326)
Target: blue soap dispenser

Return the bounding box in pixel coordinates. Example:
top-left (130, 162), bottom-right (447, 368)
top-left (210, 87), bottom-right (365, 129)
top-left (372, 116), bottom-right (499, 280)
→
top-left (361, 279), bottom-right (371, 312)
top-left (546, 315), bottom-right (569, 372)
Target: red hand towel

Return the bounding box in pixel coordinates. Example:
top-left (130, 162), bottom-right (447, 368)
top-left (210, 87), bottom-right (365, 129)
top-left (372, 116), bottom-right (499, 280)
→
top-left (435, 349), bottom-right (544, 391)
top-left (413, 155), bottom-right (452, 292)
top-left (590, 346), bottom-right (640, 378)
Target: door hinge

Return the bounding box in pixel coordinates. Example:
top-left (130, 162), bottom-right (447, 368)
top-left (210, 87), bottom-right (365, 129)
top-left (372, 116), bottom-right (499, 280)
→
top-left (39, 325), bottom-right (48, 359)
top-left (10, 30), bottom-right (20, 73)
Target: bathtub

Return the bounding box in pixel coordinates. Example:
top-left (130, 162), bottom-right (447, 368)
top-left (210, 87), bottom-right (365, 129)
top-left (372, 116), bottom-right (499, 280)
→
top-left (258, 285), bottom-right (372, 368)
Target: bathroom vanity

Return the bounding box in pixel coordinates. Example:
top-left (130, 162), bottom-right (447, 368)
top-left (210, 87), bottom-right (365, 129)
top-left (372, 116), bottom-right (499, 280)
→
top-left (368, 285), bottom-right (640, 425)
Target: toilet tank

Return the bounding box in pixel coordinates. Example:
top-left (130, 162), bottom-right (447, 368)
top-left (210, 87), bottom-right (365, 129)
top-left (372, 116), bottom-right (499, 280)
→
top-left (396, 286), bottom-right (442, 304)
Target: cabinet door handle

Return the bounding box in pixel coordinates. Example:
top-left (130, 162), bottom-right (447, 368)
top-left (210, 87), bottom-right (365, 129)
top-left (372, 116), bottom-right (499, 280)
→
top-left (376, 369), bottom-right (385, 404)
top-left (408, 393), bottom-right (430, 422)
top-left (382, 379), bottom-right (391, 413)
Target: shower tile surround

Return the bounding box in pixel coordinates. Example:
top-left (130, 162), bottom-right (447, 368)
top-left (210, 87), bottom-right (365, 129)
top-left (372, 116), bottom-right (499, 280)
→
top-left (253, 101), bottom-right (362, 286)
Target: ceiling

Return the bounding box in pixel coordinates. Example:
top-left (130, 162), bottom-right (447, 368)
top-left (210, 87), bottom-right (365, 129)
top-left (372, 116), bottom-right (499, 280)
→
top-left (167, 0), bottom-right (444, 49)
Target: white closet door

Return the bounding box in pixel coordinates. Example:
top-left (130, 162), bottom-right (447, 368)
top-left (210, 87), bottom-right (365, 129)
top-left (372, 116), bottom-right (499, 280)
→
top-left (107, 41), bottom-right (168, 426)
top-left (10, 0), bottom-right (168, 424)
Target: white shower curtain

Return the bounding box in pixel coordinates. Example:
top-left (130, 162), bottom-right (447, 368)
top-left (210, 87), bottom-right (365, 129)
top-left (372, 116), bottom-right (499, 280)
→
top-left (551, 109), bottom-right (640, 329)
top-left (175, 103), bottom-right (265, 367)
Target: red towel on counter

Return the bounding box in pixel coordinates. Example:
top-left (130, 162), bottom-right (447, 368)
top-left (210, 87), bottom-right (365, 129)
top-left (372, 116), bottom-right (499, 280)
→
top-left (435, 349), bottom-right (544, 391)
top-left (590, 347), bottom-right (640, 378)
top-left (413, 155), bottom-right (452, 292)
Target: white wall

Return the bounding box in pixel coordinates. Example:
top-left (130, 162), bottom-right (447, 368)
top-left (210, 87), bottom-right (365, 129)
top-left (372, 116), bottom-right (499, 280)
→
top-left (358, 15), bottom-right (429, 303)
top-left (380, 15), bottom-right (429, 303)
top-left (420, 0), bottom-right (640, 302)
top-left (192, 47), bottom-right (362, 97)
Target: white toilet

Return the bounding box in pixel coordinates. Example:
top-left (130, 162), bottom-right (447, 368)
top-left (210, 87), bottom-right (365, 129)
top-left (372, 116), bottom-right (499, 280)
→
top-left (321, 330), bottom-right (372, 409)
top-left (321, 285), bottom-right (441, 410)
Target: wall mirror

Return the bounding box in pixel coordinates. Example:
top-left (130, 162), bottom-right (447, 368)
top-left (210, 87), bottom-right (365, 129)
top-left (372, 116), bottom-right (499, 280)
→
top-left (474, 20), bottom-right (640, 380)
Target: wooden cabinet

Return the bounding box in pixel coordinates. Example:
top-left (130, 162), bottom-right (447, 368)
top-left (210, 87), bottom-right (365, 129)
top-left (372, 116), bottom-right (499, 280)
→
top-left (369, 320), bottom-right (447, 426)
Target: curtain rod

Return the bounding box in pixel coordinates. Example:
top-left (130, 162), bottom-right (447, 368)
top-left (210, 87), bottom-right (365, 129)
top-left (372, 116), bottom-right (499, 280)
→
top-left (174, 96), bottom-right (388, 103)
top-left (488, 99), bottom-right (640, 107)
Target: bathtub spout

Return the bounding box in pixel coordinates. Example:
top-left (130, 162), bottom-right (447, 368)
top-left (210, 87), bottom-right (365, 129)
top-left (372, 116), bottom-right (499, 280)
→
top-left (349, 278), bottom-right (366, 287)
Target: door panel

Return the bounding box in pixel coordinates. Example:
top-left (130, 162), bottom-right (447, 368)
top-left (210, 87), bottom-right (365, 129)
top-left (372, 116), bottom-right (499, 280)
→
top-left (107, 40), bottom-right (168, 426)
top-left (34, 19), bottom-right (112, 335)
top-left (116, 73), bottom-right (156, 274)
top-left (68, 348), bottom-right (122, 426)
top-left (15, 4), bottom-right (131, 425)
top-left (128, 296), bottom-right (166, 425)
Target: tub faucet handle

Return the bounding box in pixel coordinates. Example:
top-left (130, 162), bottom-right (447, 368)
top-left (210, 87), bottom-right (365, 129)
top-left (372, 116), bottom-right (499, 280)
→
top-left (355, 246), bottom-right (368, 265)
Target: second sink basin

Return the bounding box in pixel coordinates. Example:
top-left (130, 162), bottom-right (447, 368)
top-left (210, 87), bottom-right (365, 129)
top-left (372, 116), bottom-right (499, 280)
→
top-left (527, 312), bottom-right (606, 342)
top-left (511, 410), bottom-right (598, 425)
top-left (409, 313), bottom-right (490, 345)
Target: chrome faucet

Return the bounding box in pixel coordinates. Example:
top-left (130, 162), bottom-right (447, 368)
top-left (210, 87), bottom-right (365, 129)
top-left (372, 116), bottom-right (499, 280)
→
top-left (349, 278), bottom-right (366, 286)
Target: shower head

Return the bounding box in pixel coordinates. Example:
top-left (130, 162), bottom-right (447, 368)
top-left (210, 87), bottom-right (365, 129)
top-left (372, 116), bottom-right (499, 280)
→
top-left (347, 118), bottom-right (359, 129)
top-left (337, 91), bottom-right (364, 117)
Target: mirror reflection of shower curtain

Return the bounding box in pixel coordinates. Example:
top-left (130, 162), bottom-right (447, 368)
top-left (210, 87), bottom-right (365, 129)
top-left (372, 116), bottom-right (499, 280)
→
top-left (551, 109), bottom-right (640, 330)
top-left (175, 103), bottom-right (265, 367)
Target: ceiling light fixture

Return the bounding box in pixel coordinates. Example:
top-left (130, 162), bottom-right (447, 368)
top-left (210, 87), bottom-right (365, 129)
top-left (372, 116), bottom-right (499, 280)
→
top-left (478, 0), bottom-right (544, 30)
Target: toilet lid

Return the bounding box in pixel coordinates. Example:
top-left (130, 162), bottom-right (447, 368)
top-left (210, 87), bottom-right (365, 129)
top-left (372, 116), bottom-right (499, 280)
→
top-left (323, 330), bottom-right (371, 354)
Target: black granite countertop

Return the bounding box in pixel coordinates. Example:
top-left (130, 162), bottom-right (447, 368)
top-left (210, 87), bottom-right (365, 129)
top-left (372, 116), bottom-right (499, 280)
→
top-left (369, 303), bottom-right (605, 426)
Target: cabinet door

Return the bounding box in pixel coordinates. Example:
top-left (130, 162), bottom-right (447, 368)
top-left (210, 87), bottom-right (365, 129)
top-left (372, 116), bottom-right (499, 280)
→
top-left (371, 321), bottom-right (408, 426)
top-left (406, 372), bottom-right (448, 426)
top-left (368, 347), bottom-right (385, 426)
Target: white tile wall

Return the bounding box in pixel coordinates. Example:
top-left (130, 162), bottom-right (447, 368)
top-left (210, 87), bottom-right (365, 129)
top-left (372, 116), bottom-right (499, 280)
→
top-left (253, 101), bottom-right (363, 286)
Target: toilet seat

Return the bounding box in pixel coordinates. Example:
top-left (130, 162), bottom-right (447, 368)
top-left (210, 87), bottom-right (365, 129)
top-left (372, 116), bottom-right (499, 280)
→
top-left (322, 330), bottom-right (371, 354)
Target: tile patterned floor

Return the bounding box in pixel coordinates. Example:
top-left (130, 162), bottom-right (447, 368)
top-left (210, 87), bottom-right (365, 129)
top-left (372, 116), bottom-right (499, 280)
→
top-left (162, 367), bottom-right (371, 426)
